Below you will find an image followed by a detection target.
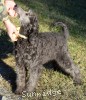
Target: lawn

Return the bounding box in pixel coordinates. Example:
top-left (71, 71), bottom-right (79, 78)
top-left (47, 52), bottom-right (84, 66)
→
top-left (0, 0), bottom-right (86, 100)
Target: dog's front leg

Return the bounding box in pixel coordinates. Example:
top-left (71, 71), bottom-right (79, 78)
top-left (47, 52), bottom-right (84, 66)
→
top-left (15, 64), bottom-right (26, 94)
top-left (26, 64), bottom-right (42, 93)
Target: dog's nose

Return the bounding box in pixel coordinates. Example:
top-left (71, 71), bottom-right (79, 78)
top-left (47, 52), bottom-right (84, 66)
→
top-left (13, 4), bottom-right (18, 10)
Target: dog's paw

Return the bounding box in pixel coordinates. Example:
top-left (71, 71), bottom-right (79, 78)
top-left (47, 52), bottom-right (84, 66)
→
top-left (15, 87), bottom-right (24, 95)
top-left (73, 77), bottom-right (82, 85)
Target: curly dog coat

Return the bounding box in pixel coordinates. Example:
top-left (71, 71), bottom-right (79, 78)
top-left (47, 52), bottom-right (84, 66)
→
top-left (13, 5), bottom-right (81, 94)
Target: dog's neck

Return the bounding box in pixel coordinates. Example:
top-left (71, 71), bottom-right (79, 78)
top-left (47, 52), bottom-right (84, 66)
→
top-left (20, 23), bottom-right (38, 36)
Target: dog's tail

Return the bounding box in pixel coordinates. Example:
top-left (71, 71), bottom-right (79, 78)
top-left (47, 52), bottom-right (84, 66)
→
top-left (54, 22), bottom-right (69, 39)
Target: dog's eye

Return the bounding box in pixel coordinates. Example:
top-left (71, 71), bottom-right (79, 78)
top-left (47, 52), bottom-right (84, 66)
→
top-left (26, 13), bottom-right (29, 16)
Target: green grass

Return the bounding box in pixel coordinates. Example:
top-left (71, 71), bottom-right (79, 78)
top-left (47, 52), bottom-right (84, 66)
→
top-left (0, 0), bottom-right (86, 100)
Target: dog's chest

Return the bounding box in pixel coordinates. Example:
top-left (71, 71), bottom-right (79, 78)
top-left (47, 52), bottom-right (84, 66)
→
top-left (14, 39), bottom-right (38, 62)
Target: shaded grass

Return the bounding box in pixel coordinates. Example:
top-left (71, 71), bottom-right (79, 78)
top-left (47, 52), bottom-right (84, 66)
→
top-left (0, 0), bottom-right (86, 100)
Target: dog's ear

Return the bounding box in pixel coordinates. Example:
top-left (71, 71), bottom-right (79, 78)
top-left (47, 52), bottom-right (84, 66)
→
top-left (28, 9), bottom-right (38, 21)
top-left (28, 9), bottom-right (34, 16)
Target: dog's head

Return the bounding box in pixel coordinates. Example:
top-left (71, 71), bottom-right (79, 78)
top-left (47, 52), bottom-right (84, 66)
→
top-left (14, 4), bottom-right (38, 36)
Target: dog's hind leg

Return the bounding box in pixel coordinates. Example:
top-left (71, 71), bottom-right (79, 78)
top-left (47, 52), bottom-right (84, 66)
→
top-left (15, 64), bottom-right (26, 94)
top-left (56, 51), bottom-right (81, 85)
